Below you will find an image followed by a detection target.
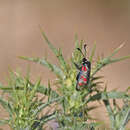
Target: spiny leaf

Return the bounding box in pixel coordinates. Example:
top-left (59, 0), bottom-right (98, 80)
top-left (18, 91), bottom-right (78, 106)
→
top-left (92, 55), bottom-right (130, 77)
top-left (86, 106), bottom-right (99, 111)
top-left (39, 112), bottom-right (56, 125)
top-left (37, 85), bottom-right (59, 98)
top-left (89, 43), bottom-right (96, 63)
top-left (32, 112), bottom-right (56, 129)
top-left (47, 80), bottom-right (51, 101)
top-left (0, 83), bottom-right (60, 99)
top-left (39, 27), bottom-right (67, 70)
top-left (91, 76), bottom-right (104, 82)
top-left (0, 119), bottom-right (9, 125)
top-left (29, 79), bottom-right (40, 101)
top-left (87, 91), bottom-right (130, 103)
top-left (33, 97), bottom-right (61, 116)
top-left (91, 43), bottom-right (130, 77)
top-left (25, 79), bottom-right (59, 99)
top-left (103, 99), bottom-right (115, 129)
top-left (119, 107), bottom-right (130, 130)
top-left (110, 55), bottom-right (130, 63)
top-left (90, 81), bottom-right (104, 87)
top-left (0, 97), bottom-right (12, 116)
top-left (109, 43), bottom-right (125, 58)
top-left (19, 56), bottom-right (64, 78)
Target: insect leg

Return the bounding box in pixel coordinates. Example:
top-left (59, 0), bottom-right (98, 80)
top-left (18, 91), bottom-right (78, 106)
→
top-left (73, 62), bottom-right (80, 70)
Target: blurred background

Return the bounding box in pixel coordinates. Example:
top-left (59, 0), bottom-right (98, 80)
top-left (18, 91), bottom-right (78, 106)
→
top-left (0, 0), bottom-right (130, 129)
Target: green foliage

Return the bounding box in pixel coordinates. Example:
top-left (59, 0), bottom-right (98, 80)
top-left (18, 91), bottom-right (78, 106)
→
top-left (0, 71), bottom-right (59, 130)
top-left (0, 29), bottom-right (130, 129)
top-left (20, 30), bottom-right (130, 129)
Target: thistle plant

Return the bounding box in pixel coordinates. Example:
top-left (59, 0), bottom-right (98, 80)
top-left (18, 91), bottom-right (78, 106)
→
top-left (19, 28), bottom-right (130, 129)
top-left (0, 70), bottom-right (60, 130)
top-left (0, 28), bottom-right (129, 129)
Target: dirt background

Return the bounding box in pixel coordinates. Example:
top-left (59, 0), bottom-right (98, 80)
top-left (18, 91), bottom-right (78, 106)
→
top-left (0, 0), bottom-right (130, 129)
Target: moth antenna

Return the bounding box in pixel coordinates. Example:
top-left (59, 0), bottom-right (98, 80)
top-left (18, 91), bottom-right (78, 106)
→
top-left (84, 44), bottom-right (87, 58)
top-left (77, 48), bottom-right (85, 57)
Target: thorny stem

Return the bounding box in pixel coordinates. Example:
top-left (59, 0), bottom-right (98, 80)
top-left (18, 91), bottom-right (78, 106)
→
top-left (103, 99), bottom-right (115, 129)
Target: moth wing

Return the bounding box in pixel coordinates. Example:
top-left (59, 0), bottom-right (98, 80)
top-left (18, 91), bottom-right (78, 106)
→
top-left (76, 72), bottom-right (80, 81)
top-left (86, 62), bottom-right (91, 84)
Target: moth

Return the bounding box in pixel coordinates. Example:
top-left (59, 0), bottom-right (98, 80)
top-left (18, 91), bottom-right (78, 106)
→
top-left (74, 44), bottom-right (91, 91)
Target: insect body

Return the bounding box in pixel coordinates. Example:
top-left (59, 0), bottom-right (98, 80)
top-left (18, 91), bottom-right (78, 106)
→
top-left (75, 45), bottom-right (91, 91)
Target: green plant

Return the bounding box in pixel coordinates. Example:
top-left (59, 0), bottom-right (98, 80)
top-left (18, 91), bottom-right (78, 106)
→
top-left (102, 89), bottom-right (130, 130)
top-left (0, 70), bottom-right (60, 130)
top-left (0, 29), bottom-right (129, 129)
top-left (19, 29), bottom-right (130, 129)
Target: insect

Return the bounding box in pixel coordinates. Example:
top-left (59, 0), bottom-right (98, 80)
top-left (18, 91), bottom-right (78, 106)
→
top-left (74, 44), bottom-right (91, 91)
